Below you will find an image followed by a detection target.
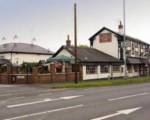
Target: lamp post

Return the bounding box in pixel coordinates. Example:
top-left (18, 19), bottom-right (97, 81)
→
top-left (74, 3), bottom-right (78, 84)
top-left (123, 0), bottom-right (127, 77)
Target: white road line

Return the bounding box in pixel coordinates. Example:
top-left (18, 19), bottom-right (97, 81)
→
top-left (108, 92), bottom-right (149, 101)
top-left (7, 98), bottom-right (56, 108)
top-left (60, 95), bottom-right (83, 100)
top-left (4, 104), bottom-right (84, 120)
top-left (7, 95), bottom-right (83, 108)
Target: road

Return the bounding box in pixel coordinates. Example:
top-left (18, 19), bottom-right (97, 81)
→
top-left (0, 83), bottom-right (150, 120)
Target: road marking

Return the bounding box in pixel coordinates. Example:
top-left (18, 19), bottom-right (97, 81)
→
top-left (7, 99), bottom-right (55, 108)
top-left (60, 95), bottom-right (83, 100)
top-left (7, 95), bottom-right (83, 108)
top-left (91, 107), bottom-right (142, 120)
top-left (108, 92), bottom-right (149, 101)
top-left (4, 104), bottom-right (84, 120)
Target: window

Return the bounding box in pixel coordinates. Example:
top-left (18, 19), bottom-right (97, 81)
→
top-left (145, 46), bottom-right (149, 52)
top-left (86, 65), bottom-right (97, 74)
top-left (132, 43), bottom-right (135, 51)
top-left (101, 65), bottom-right (109, 73)
top-left (126, 51), bottom-right (131, 57)
top-left (55, 62), bottom-right (63, 73)
top-left (126, 41), bottom-right (131, 47)
top-left (134, 65), bottom-right (139, 72)
top-left (134, 42), bottom-right (138, 48)
top-left (113, 65), bottom-right (120, 72)
top-left (121, 67), bottom-right (124, 73)
top-left (127, 65), bottom-right (132, 73)
top-left (135, 51), bottom-right (139, 56)
top-left (99, 33), bottom-right (112, 43)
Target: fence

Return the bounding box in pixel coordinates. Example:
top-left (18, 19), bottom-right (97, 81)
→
top-left (0, 64), bottom-right (83, 84)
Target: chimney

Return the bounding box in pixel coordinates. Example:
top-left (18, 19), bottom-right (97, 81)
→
top-left (118, 21), bottom-right (123, 34)
top-left (66, 35), bottom-right (71, 47)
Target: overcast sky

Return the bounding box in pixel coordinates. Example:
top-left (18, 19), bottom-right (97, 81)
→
top-left (0, 0), bottom-right (150, 52)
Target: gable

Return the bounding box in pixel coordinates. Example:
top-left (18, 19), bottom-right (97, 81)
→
top-left (56, 49), bottom-right (74, 58)
top-left (89, 27), bottom-right (120, 41)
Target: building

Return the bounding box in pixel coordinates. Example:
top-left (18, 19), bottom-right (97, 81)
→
top-left (53, 23), bottom-right (150, 80)
top-left (0, 43), bottom-right (53, 65)
top-left (89, 22), bottom-right (150, 77)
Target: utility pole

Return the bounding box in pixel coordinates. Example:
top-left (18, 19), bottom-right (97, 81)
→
top-left (123, 0), bottom-right (127, 77)
top-left (74, 3), bottom-right (78, 84)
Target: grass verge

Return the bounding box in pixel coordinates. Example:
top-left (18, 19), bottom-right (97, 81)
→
top-left (53, 76), bottom-right (150, 89)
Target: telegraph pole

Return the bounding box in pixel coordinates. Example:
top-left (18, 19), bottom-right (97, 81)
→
top-left (123, 0), bottom-right (127, 77)
top-left (74, 3), bottom-right (78, 84)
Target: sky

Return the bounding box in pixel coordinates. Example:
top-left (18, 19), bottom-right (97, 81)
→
top-left (0, 0), bottom-right (150, 52)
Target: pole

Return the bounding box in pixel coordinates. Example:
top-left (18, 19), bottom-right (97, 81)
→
top-left (123, 0), bottom-right (127, 77)
top-left (74, 3), bottom-right (78, 83)
top-left (10, 52), bottom-right (13, 83)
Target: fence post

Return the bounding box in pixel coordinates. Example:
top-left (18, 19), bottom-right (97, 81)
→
top-left (65, 63), bottom-right (69, 82)
top-left (50, 64), bottom-right (55, 83)
top-left (79, 64), bottom-right (83, 81)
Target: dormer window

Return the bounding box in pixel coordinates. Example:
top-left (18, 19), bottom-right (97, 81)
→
top-left (99, 33), bottom-right (112, 43)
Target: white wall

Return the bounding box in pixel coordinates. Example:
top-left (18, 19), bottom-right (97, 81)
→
top-left (0, 53), bottom-right (51, 64)
top-left (83, 65), bottom-right (112, 80)
top-left (82, 64), bottom-right (140, 80)
top-left (93, 30), bottom-right (119, 58)
top-left (82, 66), bottom-right (99, 80)
top-left (127, 65), bottom-right (139, 77)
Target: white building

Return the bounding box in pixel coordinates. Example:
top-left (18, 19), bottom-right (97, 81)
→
top-left (0, 43), bottom-right (53, 65)
top-left (53, 24), bottom-right (150, 80)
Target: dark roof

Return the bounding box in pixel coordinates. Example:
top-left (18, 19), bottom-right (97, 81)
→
top-left (89, 27), bottom-right (150, 45)
top-left (0, 43), bottom-right (53, 55)
top-left (127, 57), bottom-right (147, 64)
top-left (0, 59), bottom-right (10, 65)
top-left (53, 46), bottom-right (121, 63)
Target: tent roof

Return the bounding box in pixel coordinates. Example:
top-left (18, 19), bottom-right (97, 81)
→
top-left (47, 55), bottom-right (74, 62)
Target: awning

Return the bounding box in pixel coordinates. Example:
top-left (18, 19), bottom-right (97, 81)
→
top-left (127, 57), bottom-right (147, 64)
top-left (47, 55), bottom-right (74, 62)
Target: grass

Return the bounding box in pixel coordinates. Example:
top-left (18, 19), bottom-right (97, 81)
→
top-left (53, 76), bottom-right (150, 89)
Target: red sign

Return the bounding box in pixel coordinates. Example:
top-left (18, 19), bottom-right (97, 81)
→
top-left (99, 33), bottom-right (112, 43)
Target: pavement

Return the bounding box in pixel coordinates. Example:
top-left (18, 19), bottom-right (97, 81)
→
top-left (0, 83), bottom-right (150, 120)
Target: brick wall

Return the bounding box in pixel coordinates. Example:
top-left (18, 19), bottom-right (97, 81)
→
top-left (0, 63), bottom-right (83, 84)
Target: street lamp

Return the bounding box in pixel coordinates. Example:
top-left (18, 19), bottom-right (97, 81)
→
top-left (123, 0), bottom-right (127, 77)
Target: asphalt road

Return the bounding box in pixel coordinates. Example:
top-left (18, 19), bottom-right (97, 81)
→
top-left (0, 83), bottom-right (150, 120)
